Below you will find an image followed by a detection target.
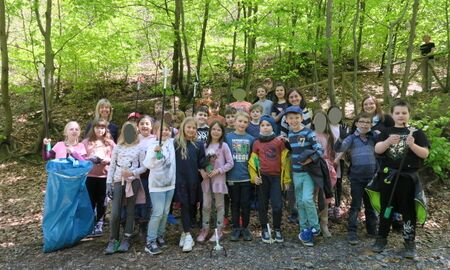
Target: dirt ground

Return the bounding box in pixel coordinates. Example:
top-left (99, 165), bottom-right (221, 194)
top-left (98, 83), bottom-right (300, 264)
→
top-left (0, 161), bottom-right (449, 270)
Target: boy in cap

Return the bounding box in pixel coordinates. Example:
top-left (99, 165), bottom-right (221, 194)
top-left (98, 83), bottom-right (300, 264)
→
top-left (249, 115), bottom-right (291, 243)
top-left (285, 106), bottom-right (324, 247)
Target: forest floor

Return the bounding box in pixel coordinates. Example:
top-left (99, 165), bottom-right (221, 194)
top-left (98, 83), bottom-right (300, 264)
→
top-left (0, 77), bottom-right (449, 269)
top-left (0, 160), bottom-right (449, 270)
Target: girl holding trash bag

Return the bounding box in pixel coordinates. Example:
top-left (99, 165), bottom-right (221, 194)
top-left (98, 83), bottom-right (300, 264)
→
top-left (371, 99), bottom-right (429, 259)
top-left (143, 121), bottom-right (176, 255)
top-left (42, 121), bottom-right (87, 161)
top-left (105, 121), bottom-right (147, 255)
top-left (82, 118), bottom-right (115, 237)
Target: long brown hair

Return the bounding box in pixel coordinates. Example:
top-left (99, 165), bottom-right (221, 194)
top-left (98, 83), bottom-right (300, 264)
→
top-left (361, 96), bottom-right (385, 122)
top-left (86, 118), bottom-right (110, 142)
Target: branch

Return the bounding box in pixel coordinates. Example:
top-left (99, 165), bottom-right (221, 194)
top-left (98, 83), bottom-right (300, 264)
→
top-left (54, 21), bottom-right (92, 56)
top-left (33, 0), bottom-right (45, 36)
top-left (218, 0), bottom-right (235, 20)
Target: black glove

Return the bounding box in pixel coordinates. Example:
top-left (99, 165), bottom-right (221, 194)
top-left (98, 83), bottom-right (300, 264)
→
top-left (339, 123), bottom-right (349, 140)
top-left (106, 183), bottom-right (114, 200)
top-left (89, 156), bottom-right (102, 164)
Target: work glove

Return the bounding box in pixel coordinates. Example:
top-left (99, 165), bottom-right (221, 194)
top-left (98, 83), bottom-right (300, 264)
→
top-left (339, 123), bottom-right (349, 140)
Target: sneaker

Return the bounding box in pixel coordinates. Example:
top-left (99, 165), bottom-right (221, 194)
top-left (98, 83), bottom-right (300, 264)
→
top-left (105, 240), bottom-right (118, 255)
top-left (209, 228), bottom-right (223, 242)
top-left (311, 227), bottom-right (321, 237)
top-left (261, 228), bottom-right (271, 243)
top-left (230, 228), bottom-right (241, 241)
top-left (117, 236), bottom-right (130, 252)
top-left (167, 214), bottom-right (178, 225)
top-left (372, 237), bottom-right (387, 253)
top-left (403, 240), bottom-right (416, 259)
top-left (156, 236), bottom-right (167, 249)
top-left (223, 217), bottom-right (230, 227)
top-left (179, 233), bottom-right (186, 247)
top-left (274, 230), bottom-right (284, 243)
top-left (196, 228), bottom-right (209, 243)
top-left (299, 229), bottom-right (313, 247)
top-left (94, 221), bottom-right (104, 236)
top-left (347, 233), bottom-right (359, 245)
top-left (242, 228), bottom-right (253, 241)
top-left (144, 240), bottom-right (162, 255)
top-left (287, 214), bottom-right (299, 224)
top-left (182, 234), bottom-right (194, 252)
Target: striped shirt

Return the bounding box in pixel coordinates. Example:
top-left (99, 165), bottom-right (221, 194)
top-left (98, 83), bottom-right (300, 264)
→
top-left (280, 107), bottom-right (312, 137)
top-left (288, 128), bottom-right (324, 173)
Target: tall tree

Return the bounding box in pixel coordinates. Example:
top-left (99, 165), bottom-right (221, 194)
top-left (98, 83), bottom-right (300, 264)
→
top-left (400, 0), bottom-right (419, 98)
top-left (325, 0), bottom-right (337, 106)
top-left (446, 0), bottom-right (450, 92)
top-left (351, 0), bottom-right (361, 115)
top-left (0, 0), bottom-right (12, 146)
top-left (196, 0), bottom-right (211, 79)
top-left (242, 2), bottom-right (258, 93)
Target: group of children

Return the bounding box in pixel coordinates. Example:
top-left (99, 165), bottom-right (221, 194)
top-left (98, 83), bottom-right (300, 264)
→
top-left (42, 79), bottom-right (429, 259)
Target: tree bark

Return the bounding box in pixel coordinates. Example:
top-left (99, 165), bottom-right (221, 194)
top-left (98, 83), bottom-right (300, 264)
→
top-left (196, 0), bottom-right (211, 79)
top-left (243, 3), bottom-right (257, 93)
top-left (0, 0), bottom-right (12, 144)
top-left (400, 0), bottom-right (419, 98)
top-left (180, 0), bottom-right (190, 95)
top-left (351, 0), bottom-right (361, 115)
top-left (446, 0), bottom-right (450, 92)
top-left (228, 2), bottom-right (241, 102)
top-left (171, 0), bottom-right (182, 92)
top-left (326, 0), bottom-right (337, 106)
top-left (356, 0), bottom-right (365, 64)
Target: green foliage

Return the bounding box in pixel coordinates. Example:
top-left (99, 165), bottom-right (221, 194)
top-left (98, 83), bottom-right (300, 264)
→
top-left (411, 97), bottom-right (450, 180)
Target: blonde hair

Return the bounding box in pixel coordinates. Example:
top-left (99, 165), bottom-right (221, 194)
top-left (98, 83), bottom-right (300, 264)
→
top-left (117, 121), bottom-right (139, 146)
top-left (175, 117), bottom-right (198, 160)
top-left (94, 98), bottom-right (113, 122)
top-left (63, 121), bottom-right (81, 143)
top-left (152, 121), bottom-right (169, 139)
top-left (235, 111), bottom-right (250, 121)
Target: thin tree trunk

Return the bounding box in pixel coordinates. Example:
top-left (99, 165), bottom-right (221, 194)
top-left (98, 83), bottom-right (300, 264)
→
top-left (326, 0), bottom-right (337, 106)
top-left (351, 0), bottom-right (361, 115)
top-left (243, 4), bottom-right (257, 93)
top-left (228, 2), bottom-right (241, 102)
top-left (356, 0), bottom-right (365, 64)
top-left (400, 0), bottom-right (419, 98)
top-left (171, 0), bottom-right (182, 91)
top-left (446, 0), bottom-right (450, 92)
top-left (0, 0), bottom-right (12, 144)
top-left (196, 0), bottom-right (210, 79)
top-left (180, 0), bottom-right (190, 95)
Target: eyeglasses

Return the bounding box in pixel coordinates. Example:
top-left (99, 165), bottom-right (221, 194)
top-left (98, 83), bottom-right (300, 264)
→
top-left (357, 121), bottom-right (371, 125)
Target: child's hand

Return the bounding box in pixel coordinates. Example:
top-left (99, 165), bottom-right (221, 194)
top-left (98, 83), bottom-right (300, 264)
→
top-left (208, 169), bottom-right (220, 178)
top-left (66, 146), bottom-right (74, 155)
top-left (278, 135), bottom-right (288, 142)
top-left (254, 176), bottom-right (262, 185)
top-left (386, 134), bottom-right (401, 145)
top-left (154, 145), bottom-right (161, 152)
top-left (43, 138), bottom-right (51, 145)
top-left (301, 158), bottom-right (313, 165)
top-left (406, 135), bottom-right (415, 146)
top-left (200, 169), bottom-right (209, 180)
top-left (101, 158), bottom-right (110, 164)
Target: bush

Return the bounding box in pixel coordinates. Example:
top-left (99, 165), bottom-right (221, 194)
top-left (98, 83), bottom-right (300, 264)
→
top-left (411, 97), bottom-right (450, 180)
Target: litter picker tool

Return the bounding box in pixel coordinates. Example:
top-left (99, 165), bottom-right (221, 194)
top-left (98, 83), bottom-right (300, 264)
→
top-left (39, 66), bottom-right (51, 152)
top-left (192, 68), bottom-right (199, 114)
top-left (157, 67), bottom-right (169, 160)
top-left (383, 124), bottom-right (417, 219)
top-left (134, 75), bottom-right (144, 113)
top-left (210, 228), bottom-right (227, 257)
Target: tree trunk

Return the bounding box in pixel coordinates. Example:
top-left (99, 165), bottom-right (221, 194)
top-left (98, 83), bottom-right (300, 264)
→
top-left (33, 0), bottom-right (55, 152)
top-left (243, 4), bottom-right (258, 94)
top-left (196, 0), bottom-right (210, 80)
top-left (446, 0), bottom-right (450, 92)
top-left (228, 2), bottom-right (241, 102)
top-left (171, 0), bottom-right (182, 91)
top-left (0, 0), bottom-right (12, 145)
top-left (400, 0), bottom-right (419, 98)
top-left (351, 0), bottom-right (361, 115)
top-left (180, 0), bottom-right (190, 95)
top-left (356, 0), bottom-right (365, 64)
top-left (326, 0), bottom-right (337, 106)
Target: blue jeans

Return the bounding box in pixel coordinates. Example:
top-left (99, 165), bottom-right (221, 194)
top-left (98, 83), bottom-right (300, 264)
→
top-left (146, 189), bottom-right (174, 242)
top-left (348, 178), bottom-right (378, 234)
top-left (293, 172), bottom-right (319, 231)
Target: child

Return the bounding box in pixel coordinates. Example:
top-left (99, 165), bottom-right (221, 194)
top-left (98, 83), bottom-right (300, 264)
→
top-left (136, 116), bottom-right (156, 237)
top-left (82, 119), bottom-right (116, 237)
top-left (43, 121), bottom-right (87, 161)
top-left (196, 105), bottom-right (210, 143)
top-left (207, 101), bottom-right (226, 127)
top-left (246, 103), bottom-right (263, 138)
top-left (334, 112), bottom-right (378, 244)
top-left (262, 77), bottom-right (275, 102)
top-left (248, 116), bottom-right (290, 243)
top-left (154, 100), bottom-right (163, 116)
top-left (224, 106), bottom-right (237, 134)
top-left (284, 106), bottom-right (324, 247)
top-left (105, 121), bottom-right (147, 255)
top-left (225, 111), bottom-right (255, 241)
top-left (85, 98), bottom-right (119, 142)
top-left (255, 86), bottom-right (273, 116)
top-left (271, 83), bottom-right (288, 135)
top-left (175, 117), bottom-right (207, 252)
top-left (196, 86), bottom-right (213, 108)
top-left (197, 121), bottom-right (234, 243)
top-left (185, 104), bottom-right (194, 118)
top-left (313, 112), bottom-right (337, 237)
top-left (170, 96), bottom-right (184, 116)
top-left (371, 99), bottom-right (429, 259)
top-left (172, 111), bottom-right (185, 130)
top-left (143, 121), bottom-right (176, 255)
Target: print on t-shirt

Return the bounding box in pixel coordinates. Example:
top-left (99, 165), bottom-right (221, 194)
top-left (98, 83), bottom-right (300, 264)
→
top-left (387, 134), bottom-right (408, 161)
top-left (231, 139), bottom-right (250, 162)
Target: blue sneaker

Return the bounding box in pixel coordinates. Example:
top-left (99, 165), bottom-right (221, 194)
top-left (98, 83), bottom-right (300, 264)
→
top-left (311, 227), bottom-right (321, 237)
top-left (299, 229), bottom-right (313, 247)
top-left (167, 214), bottom-right (178, 225)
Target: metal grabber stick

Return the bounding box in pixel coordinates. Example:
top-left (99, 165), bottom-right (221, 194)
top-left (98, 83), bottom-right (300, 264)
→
top-left (39, 66), bottom-right (51, 152)
top-left (156, 67), bottom-right (169, 160)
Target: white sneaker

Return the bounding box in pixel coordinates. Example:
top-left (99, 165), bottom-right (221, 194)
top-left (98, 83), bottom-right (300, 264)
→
top-left (182, 234), bottom-right (195, 252)
top-left (179, 233), bottom-right (186, 247)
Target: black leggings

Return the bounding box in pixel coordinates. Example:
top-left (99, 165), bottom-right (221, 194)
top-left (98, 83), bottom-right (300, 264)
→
top-left (86, 177), bottom-right (107, 222)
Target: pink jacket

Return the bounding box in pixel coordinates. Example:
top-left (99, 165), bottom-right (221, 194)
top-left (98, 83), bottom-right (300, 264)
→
top-left (82, 138), bottom-right (115, 178)
top-left (201, 142), bottom-right (234, 194)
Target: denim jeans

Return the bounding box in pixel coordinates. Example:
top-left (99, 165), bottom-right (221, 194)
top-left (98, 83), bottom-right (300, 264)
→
top-left (135, 177), bottom-right (152, 222)
top-left (146, 189), bottom-right (175, 242)
top-left (348, 178), bottom-right (378, 234)
top-left (293, 172), bottom-right (319, 231)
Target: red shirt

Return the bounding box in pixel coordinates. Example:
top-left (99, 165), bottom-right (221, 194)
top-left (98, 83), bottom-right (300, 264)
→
top-left (252, 137), bottom-right (285, 176)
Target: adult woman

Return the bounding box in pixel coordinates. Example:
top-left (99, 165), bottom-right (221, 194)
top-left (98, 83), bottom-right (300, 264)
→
top-left (361, 96), bottom-right (394, 133)
top-left (85, 98), bottom-right (119, 142)
top-left (279, 88), bottom-right (312, 137)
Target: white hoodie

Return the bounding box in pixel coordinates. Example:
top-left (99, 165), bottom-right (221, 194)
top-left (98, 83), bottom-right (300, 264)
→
top-left (143, 138), bottom-right (176, 192)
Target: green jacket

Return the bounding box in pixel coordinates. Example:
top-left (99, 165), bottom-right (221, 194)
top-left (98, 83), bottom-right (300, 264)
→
top-left (365, 168), bottom-right (427, 225)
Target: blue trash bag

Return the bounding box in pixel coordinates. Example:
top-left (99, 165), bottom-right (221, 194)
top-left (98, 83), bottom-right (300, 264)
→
top-left (42, 158), bottom-right (94, 252)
